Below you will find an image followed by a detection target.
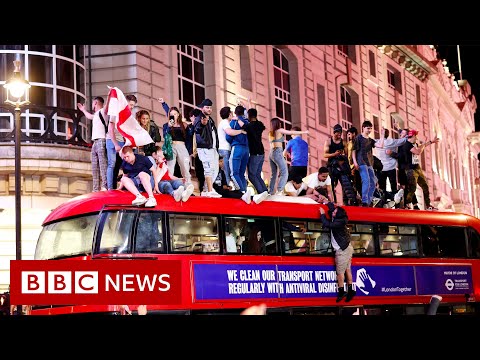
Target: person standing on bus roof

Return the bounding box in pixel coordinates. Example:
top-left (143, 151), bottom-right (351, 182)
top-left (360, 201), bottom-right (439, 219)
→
top-left (319, 202), bottom-right (355, 303)
top-left (119, 146), bottom-right (157, 207)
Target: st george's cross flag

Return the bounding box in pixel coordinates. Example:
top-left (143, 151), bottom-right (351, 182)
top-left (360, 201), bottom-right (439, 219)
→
top-left (105, 87), bottom-right (153, 147)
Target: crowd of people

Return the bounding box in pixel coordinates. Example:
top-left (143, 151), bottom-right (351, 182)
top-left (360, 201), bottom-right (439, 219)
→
top-left (78, 94), bottom-right (439, 211)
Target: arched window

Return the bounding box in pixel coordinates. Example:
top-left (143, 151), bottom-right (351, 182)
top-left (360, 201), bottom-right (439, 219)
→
top-left (273, 47), bottom-right (291, 131)
top-left (177, 45), bottom-right (205, 118)
top-left (340, 86), bottom-right (352, 130)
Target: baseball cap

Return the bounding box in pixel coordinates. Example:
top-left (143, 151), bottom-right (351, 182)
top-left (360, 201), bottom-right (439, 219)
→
top-left (333, 124), bottom-right (343, 133)
top-left (198, 98), bottom-right (213, 107)
top-left (408, 129), bottom-right (419, 137)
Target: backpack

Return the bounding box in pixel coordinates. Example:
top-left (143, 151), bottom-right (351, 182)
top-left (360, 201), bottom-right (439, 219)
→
top-left (162, 132), bottom-right (174, 161)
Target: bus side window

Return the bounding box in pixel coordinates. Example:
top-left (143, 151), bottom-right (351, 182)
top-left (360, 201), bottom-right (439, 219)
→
top-left (378, 225), bottom-right (418, 257)
top-left (225, 217), bottom-right (277, 255)
top-left (98, 211), bottom-right (136, 254)
top-left (169, 214), bottom-right (219, 253)
top-left (421, 225), bottom-right (467, 258)
top-left (468, 227), bottom-right (480, 258)
top-left (351, 223), bottom-right (374, 256)
top-left (436, 226), bottom-right (467, 258)
top-left (136, 212), bottom-right (163, 253)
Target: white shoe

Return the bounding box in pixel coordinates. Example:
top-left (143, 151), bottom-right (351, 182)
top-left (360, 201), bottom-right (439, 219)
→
top-left (144, 197), bottom-right (157, 207)
top-left (132, 194), bottom-right (147, 206)
top-left (394, 189), bottom-right (404, 204)
top-left (274, 190), bottom-right (284, 196)
top-left (253, 191), bottom-right (269, 204)
top-left (201, 191), bottom-right (208, 197)
top-left (206, 190), bottom-right (222, 198)
top-left (241, 188), bottom-right (253, 204)
top-left (384, 200), bottom-right (396, 209)
top-left (372, 197), bottom-right (381, 207)
top-left (173, 186), bottom-right (184, 202)
top-left (182, 184), bottom-right (194, 202)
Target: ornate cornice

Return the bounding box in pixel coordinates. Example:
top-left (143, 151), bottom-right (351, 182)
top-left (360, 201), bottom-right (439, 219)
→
top-left (376, 45), bottom-right (437, 82)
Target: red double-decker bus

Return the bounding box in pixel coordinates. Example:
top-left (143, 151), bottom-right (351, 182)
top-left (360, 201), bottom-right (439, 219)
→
top-left (31, 191), bottom-right (480, 315)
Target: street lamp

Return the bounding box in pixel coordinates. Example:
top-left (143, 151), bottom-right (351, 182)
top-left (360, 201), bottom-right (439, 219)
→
top-left (3, 57), bottom-right (30, 316)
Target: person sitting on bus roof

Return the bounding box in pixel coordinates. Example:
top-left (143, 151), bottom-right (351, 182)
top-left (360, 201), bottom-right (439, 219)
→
top-left (303, 167), bottom-right (333, 203)
top-left (284, 175), bottom-right (321, 203)
top-left (151, 146), bottom-right (194, 202)
top-left (320, 202), bottom-right (355, 303)
top-left (120, 146), bottom-right (157, 207)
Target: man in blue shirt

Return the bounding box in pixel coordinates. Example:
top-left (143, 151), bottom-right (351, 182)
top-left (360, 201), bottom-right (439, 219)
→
top-left (284, 126), bottom-right (309, 180)
top-left (119, 146), bottom-right (157, 207)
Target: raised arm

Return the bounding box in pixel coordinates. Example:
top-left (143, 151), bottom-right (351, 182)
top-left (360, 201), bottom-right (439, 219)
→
top-left (77, 102), bottom-right (94, 120)
top-left (278, 128), bottom-right (308, 136)
top-left (158, 98), bottom-right (170, 116)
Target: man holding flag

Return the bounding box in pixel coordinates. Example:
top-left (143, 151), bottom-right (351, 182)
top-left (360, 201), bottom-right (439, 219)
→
top-left (105, 86), bottom-right (154, 149)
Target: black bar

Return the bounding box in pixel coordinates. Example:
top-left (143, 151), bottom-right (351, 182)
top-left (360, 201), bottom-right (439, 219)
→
top-left (14, 107), bottom-right (22, 316)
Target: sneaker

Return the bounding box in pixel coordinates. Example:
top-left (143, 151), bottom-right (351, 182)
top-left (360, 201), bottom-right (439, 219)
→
top-left (384, 200), bottom-right (396, 209)
top-left (413, 204), bottom-right (420, 210)
top-left (206, 190), bottom-right (222, 198)
top-left (200, 191), bottom-right (208, 197)
top-left (394, 188), bottom-right (404, 204)
top-left (132, 194), bottom-right (147, 206)
top-left (173, 186), bottom-right (184, 202)
top-left (182, 184), bottom-right (194, 202)
top-left (253, 191), bottom-right (269, 204)
top-left (241, 188), bottom-right (253, 204)
top-left (371, 197), bottom-right (381, 208)
top-left (426, 206), bottom-right (438, 211)
top-left (144, 197), bottom-right (157, 208)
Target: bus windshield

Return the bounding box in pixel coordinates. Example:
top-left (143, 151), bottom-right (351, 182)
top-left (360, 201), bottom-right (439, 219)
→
top-left (35, 214), bottom-right (97, 260)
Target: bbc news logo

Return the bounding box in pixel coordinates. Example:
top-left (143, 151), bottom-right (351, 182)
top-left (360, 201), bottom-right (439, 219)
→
top-left (10, 260), bottom-right (181, 305)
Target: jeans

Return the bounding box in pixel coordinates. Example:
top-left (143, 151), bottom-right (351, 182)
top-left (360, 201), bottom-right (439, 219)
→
top-left (248, 154), bottom-right (268, 193)
top-left (269, 147), bottom-right (288, 194)
top-left (106, 139), bottom-right (125, 190)
top-left (359, 164), bottom-right (376, 205)
top-left (218, 149), bottom-right (231, 185)
top-left (158, 179), bottom-right (184, 195)
top-left (230, 145), bottom-right (249, 192)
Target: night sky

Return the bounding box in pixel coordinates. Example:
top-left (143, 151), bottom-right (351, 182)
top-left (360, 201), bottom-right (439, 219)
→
top-left (435, 45), bottom-right (480, 132)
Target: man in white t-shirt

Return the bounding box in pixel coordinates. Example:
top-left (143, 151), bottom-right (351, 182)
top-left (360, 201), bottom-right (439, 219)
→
top-left (284, 175), bottom-right (320, 202)
top-left (77, 96), bottom-right (108, 192)
top-left (304, 166), bottom-right (333, 203)
top-left (217, 106), bottom-right (246, 187)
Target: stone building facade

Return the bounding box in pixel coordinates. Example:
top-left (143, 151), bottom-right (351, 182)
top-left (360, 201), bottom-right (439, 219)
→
top-left (0, 45), bottom-right (479, 291)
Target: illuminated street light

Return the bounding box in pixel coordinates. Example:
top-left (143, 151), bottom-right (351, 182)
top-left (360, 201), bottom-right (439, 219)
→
top-left (3, 56), bottom-right (30, 316)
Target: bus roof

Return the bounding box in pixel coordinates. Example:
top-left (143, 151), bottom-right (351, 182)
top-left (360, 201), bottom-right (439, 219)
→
top-left (42, 190), bottom-right (477, 229)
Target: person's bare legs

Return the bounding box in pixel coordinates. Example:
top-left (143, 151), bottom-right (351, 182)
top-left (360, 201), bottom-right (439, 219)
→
top-left (121, 177), bottom-right (141, 196)
top-left (138, 172), bottom-right (154, 198)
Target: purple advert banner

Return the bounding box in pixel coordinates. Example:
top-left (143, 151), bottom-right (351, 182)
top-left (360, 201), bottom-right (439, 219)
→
top-left (192, 263), bottom-right (472, 301)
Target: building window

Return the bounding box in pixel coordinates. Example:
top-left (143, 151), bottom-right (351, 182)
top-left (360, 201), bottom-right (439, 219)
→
top-left (337, 45), bottom-right (357, 64)
top-left (317, 84), bottom-right (327, 126)
top-left (177, 45), bottom-right (205, 119)
top-left (387, 65), bottom-right (402, 94)
top-left (340, 86), bottom-right (352, 130)
top-left (372, 115), bottom-right (380, 138)
top-left (273, 47), bottom-right (292, 131)
top-left (0, 46), bottom-right (87, 140)
top-left (390, 115), bottom-right (399, 139)
top-left (387, 69), bottom-right (395, 89)
top-left (369, 50), bottom-right (376, 77)
top-left (240, 45), bottom-right (252, 91)
top-left (416, 84), bottom-right (422, 107)
top-left (337, 45), bottom-right (348, 57)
